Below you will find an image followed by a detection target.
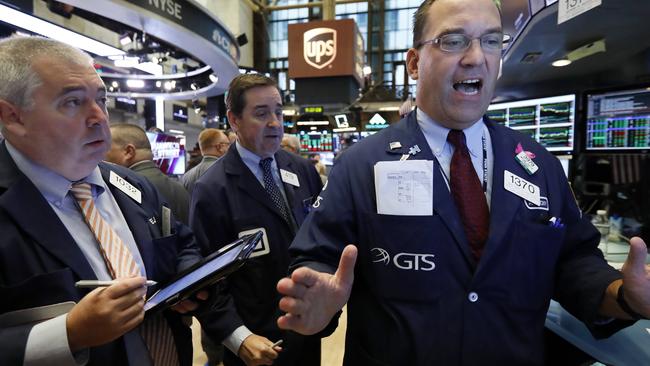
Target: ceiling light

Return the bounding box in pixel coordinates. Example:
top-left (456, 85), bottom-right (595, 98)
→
top-left (209, 74), bottom-right (218, 83)
top-left (192, 99), bottom-right (201, 113)
top-left (363, 65), bottom-right (372, 76)
top-left (155, 80), bottom-right (162, 88)
top-left (552, 59), bottom-right (572, 67)
top-left (119, 34), bottom-right (132, 46)
top-left (126, 79), bottom-right (145, 88)
top-left (190, 83), bottom-right (198, 91)
top-left (333, 127), bottom-right (357, 132)
top-left (114, 56), bottom-right (140, 68)
top-left (163, 81), bottom-right (174, 91)
top-left (111, 81), bottom-right (119, 88)
top-left (297, 121), bottom-right (330, 126)
top-left (0, 4), bottom-right (126, 57)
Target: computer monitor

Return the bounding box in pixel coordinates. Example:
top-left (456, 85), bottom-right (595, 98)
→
top-left (487, 94), bottom-right (576, 154)
top-left (146, 132), bottom-right (186, 175)
top-left (298, 130), bottom-right (333, 152)
top-left (114, 97), bottom-right (138, 113)
top-left (585, 86), bottom-right (650, 151)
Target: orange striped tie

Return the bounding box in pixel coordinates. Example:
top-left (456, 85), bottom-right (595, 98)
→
top-left (71, 182), bottom-right (179, 366)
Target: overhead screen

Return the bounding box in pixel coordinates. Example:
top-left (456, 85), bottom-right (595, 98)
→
top-left (146, 132), bottom-right (186, 175)
top-left (585, 86), bottom-right (650, 151)
top-left (487, 94), bottom-right (576, 154)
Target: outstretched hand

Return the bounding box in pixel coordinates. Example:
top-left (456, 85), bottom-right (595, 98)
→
top-left (620, 237), bottom-right (650, 318)
top-left (277, 245), bottom-right (357, 335)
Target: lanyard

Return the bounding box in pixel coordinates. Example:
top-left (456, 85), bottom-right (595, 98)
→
top-left (439, 133), bottom-right (488, 193)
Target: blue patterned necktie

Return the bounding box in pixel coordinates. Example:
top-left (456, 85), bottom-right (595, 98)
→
top-left (259, 157), bottom-right (292, 225)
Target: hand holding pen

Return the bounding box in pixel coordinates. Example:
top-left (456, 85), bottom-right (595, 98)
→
top-left (67, 277), bottom-right (149, 352)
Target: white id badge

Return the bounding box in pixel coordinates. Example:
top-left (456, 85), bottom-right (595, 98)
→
top-left (374, 160), bottom-right (434, 216)
top-left (280, 169), bottom-right (300, 187)
top-left (503, 170), bottom-right (541, 206)
top-left (109, 170), bottom-right (141, 204)
top-left (238, 228), bottom-right (269, 258)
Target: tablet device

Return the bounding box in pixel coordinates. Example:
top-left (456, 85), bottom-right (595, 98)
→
top-left (144, 230), bottom-right (263, 313)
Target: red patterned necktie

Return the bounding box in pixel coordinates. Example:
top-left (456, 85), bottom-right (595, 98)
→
top-left (71, 182), bottom-right (179, 366)
top-left (447, 130), bottom-right (490, 260)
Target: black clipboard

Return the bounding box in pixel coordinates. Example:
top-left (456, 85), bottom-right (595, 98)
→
top-left (144, 231), bottom-right (263, 314)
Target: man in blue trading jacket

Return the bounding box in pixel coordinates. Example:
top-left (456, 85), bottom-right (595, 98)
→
top-left (0, 36), bottom-right (206, 366)
top-left (190, 74), bottom-right (323, 366)
top-left (276, 0), bottom-right (650, 365)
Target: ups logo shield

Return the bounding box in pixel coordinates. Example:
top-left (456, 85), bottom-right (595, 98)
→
top-left (303, 28), bottom-right (337, 69)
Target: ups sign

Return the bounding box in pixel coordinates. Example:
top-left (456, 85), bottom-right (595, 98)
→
top-left (304, 28), bottom-right (337, 69)
top-left (289, 19), bottom-right (363, 83)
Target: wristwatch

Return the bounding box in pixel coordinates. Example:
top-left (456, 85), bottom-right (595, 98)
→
top-left (616, 285), bottom-right (644, 320)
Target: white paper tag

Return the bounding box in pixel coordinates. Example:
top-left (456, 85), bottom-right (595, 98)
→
top-left (515, 151), bottom-right (539, 175)
top-left (280, 169), bottom-right (300, 187)
top-left (374, 160), bottom-right (434, 216)
top-left (161, 206), bottom-right (171, 236)
top-left (109, 171), bottom-right (141, 204)
top-left (238, 227), bottom-right (269, 258)
top-left (504, 170), bottom-right (540, 206)
top-left (558, 0), bottom-right (601, 25)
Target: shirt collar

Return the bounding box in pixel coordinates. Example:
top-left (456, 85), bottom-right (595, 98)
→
top-left (416, 108), bottom-right (485, 158)
top-left (236, 141), bottom-right (274, 166)
top-left (6, 140), bottom-right (106, 203)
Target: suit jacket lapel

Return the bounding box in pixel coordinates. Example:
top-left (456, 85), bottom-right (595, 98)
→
top-left (391, 114), bottom-right (475, 266)
top-left (0, 145), bottom-right (95, 280)
top-left (484, 122), bottom-right (522, 253)
top-left (225, 146), bottom-right (290, 223)
top-left (274, 152), bottom-right (303, 225)
top-left (99, 165), bottom-right (155, 276)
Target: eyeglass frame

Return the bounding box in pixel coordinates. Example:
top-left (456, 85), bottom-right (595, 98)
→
top-left (415, 32), bottom-right (511, 53)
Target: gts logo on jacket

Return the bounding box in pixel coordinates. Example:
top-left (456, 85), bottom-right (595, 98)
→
top-left (371, 247), bottom-right (436, 271)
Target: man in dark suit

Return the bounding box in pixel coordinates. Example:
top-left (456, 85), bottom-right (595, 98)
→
top-left (182, 128), bottom-right (229, 196)
top-left (105, 123), bottom-right (190, 224)
top-left (190, 74), bottom-right (323, 366)
top-left (0, 36), bottom-right (204, 366)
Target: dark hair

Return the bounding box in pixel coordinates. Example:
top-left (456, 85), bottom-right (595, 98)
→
top-left (412, 0), bottom-right (502, 48)
top-left (412, 0), bottom-right (436, 48)
top-left (226, 74), bottom-right (279, 116)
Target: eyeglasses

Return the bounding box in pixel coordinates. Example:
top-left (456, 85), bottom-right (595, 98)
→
top-left (416, 32), bottom-right (511, 53)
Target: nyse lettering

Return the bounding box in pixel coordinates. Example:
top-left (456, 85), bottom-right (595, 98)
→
top-left (305, 39), bottom-right (334, 64)
top-left (212, 30), bottom-right (231, 50)
top-left (148, 0), bottom-right (182, 20)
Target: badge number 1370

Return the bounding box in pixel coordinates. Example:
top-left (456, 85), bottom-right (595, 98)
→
top-left (504, 170), bottom-right (541, 206)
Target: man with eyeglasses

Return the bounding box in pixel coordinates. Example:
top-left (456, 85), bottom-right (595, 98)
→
top-left (182, 128), bottom-right (230, 195)
top-left (276, 0), bottom-right (650, 365)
